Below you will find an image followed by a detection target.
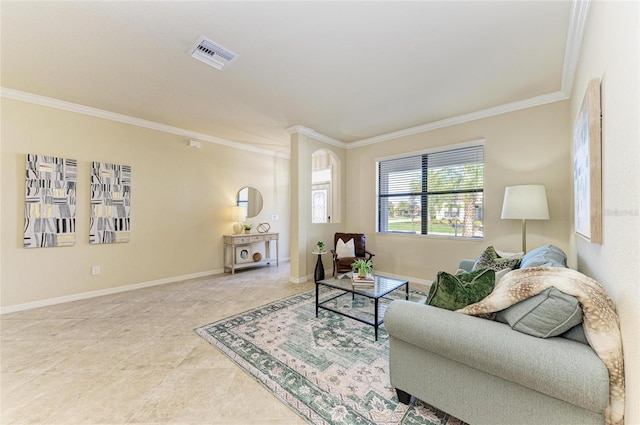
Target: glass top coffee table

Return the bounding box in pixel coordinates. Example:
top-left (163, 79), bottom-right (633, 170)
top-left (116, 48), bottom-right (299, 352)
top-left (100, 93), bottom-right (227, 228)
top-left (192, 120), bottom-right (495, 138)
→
top-left (315, 274), bottom-right (409, 341)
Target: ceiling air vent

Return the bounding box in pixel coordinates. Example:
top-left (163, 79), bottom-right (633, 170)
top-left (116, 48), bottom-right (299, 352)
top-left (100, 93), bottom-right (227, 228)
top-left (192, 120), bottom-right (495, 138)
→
top-left (190, 36), bottom-right (238, 70)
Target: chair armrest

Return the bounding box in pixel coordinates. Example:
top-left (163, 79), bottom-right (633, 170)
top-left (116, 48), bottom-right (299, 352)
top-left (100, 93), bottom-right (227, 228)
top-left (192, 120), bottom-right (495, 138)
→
top-left (365, 250), bottom-right (375, 260)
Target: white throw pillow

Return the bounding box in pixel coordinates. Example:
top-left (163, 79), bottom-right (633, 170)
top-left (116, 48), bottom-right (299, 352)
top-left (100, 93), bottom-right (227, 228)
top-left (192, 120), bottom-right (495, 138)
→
top-left (336, 238), bottom-right (355, 259)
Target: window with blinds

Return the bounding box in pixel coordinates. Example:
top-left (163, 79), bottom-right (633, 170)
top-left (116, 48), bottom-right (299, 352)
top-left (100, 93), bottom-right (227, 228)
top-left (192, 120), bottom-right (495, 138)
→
top-left (377, 144), bottom-right (484, 238)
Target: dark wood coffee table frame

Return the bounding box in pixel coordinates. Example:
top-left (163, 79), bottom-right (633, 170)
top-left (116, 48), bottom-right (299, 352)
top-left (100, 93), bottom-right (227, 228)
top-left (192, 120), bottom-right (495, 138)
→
top-left (315, 274), bottom-right (409, 341)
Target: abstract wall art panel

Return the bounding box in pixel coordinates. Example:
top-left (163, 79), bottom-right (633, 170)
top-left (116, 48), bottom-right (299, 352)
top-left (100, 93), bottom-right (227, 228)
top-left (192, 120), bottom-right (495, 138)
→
top-left (90, 162), bottom-right (131, 244)
top-left (24, 154), bottom-right (77, 248)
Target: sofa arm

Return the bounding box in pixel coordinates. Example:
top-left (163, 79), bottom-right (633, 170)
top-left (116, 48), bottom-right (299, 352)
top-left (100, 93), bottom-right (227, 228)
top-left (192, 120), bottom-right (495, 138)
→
top-left (458, 259), bottom-right (475, 272)
top-left (385, 300), bottom-right (609, 412)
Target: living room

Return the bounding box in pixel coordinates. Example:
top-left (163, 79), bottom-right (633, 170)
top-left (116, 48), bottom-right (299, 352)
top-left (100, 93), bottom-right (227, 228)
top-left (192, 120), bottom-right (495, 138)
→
top-left (1, 1), bottom-right (638, 424)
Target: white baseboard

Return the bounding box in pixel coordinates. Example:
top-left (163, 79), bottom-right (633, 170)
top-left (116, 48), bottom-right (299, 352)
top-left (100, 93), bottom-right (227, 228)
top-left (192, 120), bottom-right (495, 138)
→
top-left (0, 268), bottom-right (224, 315)
top-left (289, 275), bottom-right (310, 284)
top-left (1, 261), bottom-right (430, 314)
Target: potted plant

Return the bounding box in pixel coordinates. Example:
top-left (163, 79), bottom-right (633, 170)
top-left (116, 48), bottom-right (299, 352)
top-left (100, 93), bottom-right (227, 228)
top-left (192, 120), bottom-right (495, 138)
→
top-left (242, 223), bottom-right (253, 234)
top-left (316, 241), bottom-right (325, 253)
top-left (352, 258), bottom-right (373, 278)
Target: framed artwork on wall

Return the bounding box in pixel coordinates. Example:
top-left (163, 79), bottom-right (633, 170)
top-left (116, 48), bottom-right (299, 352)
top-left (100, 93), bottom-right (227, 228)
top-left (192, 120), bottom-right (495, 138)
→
top-left (90, 162), bottom-right (132, 244)
top-left (573, 78), bottom-right (602, 244)
top-left (24, 154), bottom-right (77, 248)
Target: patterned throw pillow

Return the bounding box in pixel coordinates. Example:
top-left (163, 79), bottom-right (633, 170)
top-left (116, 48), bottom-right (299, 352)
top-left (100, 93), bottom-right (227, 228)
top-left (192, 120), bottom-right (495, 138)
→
top-left (472, 246), bottom-right (521, 271)
top-left (426, 269), bottom-right (496, 311)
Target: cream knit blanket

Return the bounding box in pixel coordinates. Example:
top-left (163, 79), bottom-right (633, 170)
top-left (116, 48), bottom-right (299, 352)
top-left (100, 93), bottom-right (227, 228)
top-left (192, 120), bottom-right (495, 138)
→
top-left (458, 267), bottom-right (625, 425)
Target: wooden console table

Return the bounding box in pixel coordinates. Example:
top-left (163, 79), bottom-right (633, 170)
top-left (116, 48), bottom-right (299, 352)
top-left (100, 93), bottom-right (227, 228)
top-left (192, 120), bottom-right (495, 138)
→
top-left (223, 233), bottom-right (279, 274)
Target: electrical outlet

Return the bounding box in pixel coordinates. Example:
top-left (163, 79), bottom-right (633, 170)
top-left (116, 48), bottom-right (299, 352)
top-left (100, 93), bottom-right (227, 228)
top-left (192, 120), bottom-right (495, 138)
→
top-left (91, 266), bottom-right (101, 275)
top-left (271, 214), bottom-right (279, 221)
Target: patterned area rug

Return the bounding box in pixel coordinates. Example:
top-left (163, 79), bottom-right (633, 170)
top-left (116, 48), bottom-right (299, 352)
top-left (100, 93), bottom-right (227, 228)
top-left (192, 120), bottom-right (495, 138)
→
top-left (195, 287), bottom-right (466, 425)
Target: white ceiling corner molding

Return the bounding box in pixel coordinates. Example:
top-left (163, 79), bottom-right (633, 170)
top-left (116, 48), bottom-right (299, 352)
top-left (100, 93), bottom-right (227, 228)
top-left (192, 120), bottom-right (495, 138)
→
top-left (348, 91), bottom-right (568, 149)
top-left (348, 1), bottom-right (589, 150)
top-left (285, 125), bottom-right (347, 148)
top-left (0, 88), bottom-right (287, 158)
top-left (561, 0), bottom-right (591, 97)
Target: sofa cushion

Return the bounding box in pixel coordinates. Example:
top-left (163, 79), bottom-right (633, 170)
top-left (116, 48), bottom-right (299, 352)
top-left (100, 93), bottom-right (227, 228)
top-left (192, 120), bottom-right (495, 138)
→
top-left (496, 287), bottom-right (583, 338)
top-left (335, 238), bottom-right (355, 259)
top-left (519, 245), bottom-right (567, 268)
top-left (561, 324), bottom-right (589, 345)
top-left (472, 246), bottom-right (521, 271)
top-left (426, 269), bottom-right (495, 311)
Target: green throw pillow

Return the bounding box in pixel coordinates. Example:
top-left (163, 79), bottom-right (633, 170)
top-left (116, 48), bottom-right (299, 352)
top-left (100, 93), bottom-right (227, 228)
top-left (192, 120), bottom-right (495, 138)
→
top-left (426, 269), bottom-right (496, 311)
top-left (472, 246), bottom-right (521, 271)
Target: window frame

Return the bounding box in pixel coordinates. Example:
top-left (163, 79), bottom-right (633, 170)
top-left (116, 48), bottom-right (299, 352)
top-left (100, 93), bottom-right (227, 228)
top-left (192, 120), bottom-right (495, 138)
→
top-left (376, 140), bottom-right (485, 240)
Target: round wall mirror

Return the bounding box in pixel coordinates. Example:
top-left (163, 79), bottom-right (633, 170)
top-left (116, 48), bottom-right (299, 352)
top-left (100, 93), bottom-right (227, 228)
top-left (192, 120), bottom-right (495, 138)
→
top-left (236, 186), bottom-right (263, 218)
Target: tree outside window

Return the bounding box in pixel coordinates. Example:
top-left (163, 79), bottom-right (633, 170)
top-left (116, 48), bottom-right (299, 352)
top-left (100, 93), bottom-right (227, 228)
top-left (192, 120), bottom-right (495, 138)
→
top-left (377, 145), bottom-right (483, 238)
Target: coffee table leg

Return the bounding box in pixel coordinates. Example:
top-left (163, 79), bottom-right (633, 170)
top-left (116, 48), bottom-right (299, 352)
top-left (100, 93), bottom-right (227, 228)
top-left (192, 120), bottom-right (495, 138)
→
top-left (405, 282), bottom-right (409, 300)
top-left (315, 282), bottom-right (319, 317)
top-left (374, 298), bottom-right (379, 341)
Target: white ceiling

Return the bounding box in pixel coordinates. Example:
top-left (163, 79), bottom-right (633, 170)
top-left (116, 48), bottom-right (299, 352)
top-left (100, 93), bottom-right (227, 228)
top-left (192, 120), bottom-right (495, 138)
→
top-left (1, 1), bottom-right (578, 154)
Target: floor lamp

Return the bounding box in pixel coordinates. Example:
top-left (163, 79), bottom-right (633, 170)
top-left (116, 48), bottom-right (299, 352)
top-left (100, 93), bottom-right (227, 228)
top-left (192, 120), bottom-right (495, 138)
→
top-left (501, 185), bottom-right (550, 253)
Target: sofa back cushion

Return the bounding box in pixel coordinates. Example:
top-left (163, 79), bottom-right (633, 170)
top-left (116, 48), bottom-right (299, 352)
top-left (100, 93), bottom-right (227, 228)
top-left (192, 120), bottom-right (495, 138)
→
top-left (519, 245), bottom-right (568, 268)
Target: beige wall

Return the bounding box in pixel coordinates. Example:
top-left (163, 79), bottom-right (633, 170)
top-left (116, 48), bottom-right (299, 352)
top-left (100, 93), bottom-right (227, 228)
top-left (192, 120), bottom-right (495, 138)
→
top-left (289, 131), bottom-right (346, 281)
top-left (569, 2), bottom-right (640, 423)
top-left (1, 98), bottom-right (290, 309)
top-left (345, 101), bottom-right (572, 284)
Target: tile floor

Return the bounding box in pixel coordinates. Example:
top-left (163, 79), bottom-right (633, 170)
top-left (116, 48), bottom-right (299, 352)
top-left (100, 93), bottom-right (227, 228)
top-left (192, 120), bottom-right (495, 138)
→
top-left (1, 264), bottom-right (315, 424)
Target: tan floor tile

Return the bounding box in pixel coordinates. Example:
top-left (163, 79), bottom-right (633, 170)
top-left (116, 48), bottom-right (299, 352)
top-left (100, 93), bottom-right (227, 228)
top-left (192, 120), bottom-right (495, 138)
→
top-left (1, 318), bottom-right (83, 341)
top-left (115, 337), bottom-right (199, 370)
top-left (0, 371), bottom-right (38, 395)
top-left (0, 264), bottom-right (322, 424)
top-left (215, 374), bottom-right (302, 421)
top-left (45, 369), bottom-right (171, 424)
top-left (49, 338), bottom-right (148, 372)
top-left (127, 368), bottom-right (237, 423)
top-left (0, 318), bottom-right (41, 338)
top-left (52, 317), bottom-right (130, 340)
top-left (0, 371), bottom-right (102, 424)
top-left (113, 315), bottom-right (185, 339)
top-left (177, 339), bottom-right (236, 369)
top-left (1, 339), bottom-right (89, 374)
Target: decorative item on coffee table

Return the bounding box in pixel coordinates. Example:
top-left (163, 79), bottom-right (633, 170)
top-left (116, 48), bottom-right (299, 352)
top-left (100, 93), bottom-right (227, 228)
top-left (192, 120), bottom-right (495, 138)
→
top-left (352, 258), bottom-right (374, 287)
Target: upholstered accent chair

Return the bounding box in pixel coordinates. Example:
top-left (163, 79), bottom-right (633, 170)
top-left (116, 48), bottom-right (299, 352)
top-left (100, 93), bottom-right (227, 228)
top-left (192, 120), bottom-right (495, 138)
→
top-left (331, 232), bottom-right (375, 276)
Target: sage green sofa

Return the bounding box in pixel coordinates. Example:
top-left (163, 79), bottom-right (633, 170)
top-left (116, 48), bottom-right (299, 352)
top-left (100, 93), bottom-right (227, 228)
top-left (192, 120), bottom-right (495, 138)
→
top-left (385, 248), bottom-right (610, 425)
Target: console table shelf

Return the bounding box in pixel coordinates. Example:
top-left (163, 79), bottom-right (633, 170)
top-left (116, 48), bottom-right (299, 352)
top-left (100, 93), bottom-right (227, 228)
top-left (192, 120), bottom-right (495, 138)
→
top-left (223, 233), bottom-right (279, 274)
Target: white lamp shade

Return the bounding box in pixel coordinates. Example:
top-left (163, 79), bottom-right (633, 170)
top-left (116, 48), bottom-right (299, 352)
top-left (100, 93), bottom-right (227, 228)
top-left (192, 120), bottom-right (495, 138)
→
top-left (501, 185), bottom-right (550, 220)
top-left (231, 206), bottom-right (246, 222)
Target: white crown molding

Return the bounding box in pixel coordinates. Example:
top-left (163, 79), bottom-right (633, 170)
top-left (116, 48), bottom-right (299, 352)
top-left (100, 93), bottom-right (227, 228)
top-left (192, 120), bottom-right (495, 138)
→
top-left (344, 0), bottom-right (588, 149)
top-left (0, 87), bottom-right (289, 159)
top-left (561, 0), bottom-right (591, 96)
top-left (4, 1), bottom-right (587, 157)
top-left (348, 91), bottom-right (568, 149)
top-left (285, 125), bottom-right (347, 149)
